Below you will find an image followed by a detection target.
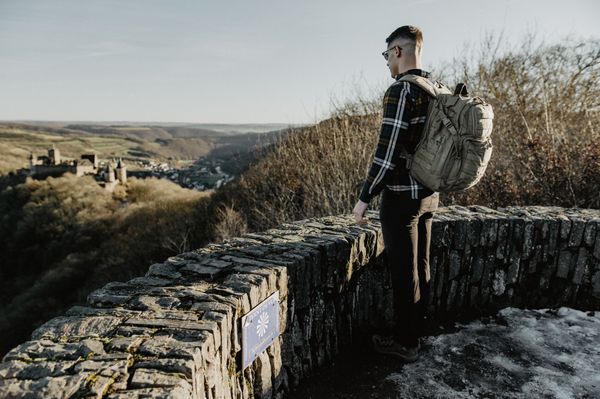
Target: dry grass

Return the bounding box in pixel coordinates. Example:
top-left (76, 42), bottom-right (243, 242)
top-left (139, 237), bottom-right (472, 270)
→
top-left (441, 33), bottom-right (600, 208)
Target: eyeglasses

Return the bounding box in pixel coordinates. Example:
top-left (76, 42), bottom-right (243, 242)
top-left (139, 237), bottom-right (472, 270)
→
top-left (382, 45), bottom-right (402, 61)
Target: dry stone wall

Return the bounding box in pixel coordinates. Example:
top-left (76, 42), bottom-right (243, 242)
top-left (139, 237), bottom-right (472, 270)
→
top-left (1, 205), bottom-right (599, 398)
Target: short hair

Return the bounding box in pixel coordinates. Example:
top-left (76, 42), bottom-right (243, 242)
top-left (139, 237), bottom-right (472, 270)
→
top-left (386, 25), bottom-right (423, 54)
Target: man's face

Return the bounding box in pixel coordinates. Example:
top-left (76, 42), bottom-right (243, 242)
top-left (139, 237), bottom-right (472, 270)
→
top-left (383, 41), bottom-right (402, 77)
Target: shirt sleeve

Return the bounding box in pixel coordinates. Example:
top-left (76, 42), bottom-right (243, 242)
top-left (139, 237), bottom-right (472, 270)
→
top-left (359, 81), bottom-right (414, 204)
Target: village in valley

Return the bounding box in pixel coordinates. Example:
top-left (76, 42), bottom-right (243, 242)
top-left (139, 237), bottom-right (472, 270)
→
top-left (15, 143), bottom-right (236, 192)
top-left (128, 157), bottom-right (235, 191)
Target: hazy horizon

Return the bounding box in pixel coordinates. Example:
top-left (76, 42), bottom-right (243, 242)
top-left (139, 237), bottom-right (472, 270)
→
top-left (0, 119), bottom-right (303, 127)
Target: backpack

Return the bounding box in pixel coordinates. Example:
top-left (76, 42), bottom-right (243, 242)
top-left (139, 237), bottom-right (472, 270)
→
top-left (397, 75), bottom-right (494, 192)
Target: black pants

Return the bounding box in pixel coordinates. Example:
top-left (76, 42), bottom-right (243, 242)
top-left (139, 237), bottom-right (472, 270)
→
top-left (379, 188), bottom-right (439, 347)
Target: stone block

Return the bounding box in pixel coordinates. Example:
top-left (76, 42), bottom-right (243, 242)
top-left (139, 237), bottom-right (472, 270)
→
top-left (558, 216), bottom-right (572, 249)
top-left (128, 276), bottom-right (174, 287)
top-left (430, 253), bottom-right (439, 285)
top-left (506, 253), bottom-right (520, 285)
top-left (435, 256), bottom-right (446, 302)
top-left (543, 218), bottom-right (561, 260)
top-left (222, 273), bottom-right (268, 309)
top-left (146, 263), bottom-right (182, 280)
top-left (467, 217), bottom-right (482, 247)
top-left (106, 336), bottom-right (145, 353)
top-left (0, 374), bottom-right (89, 399)
top-left (3, 338), bottom-right (104, 362)
top-left (232, 265), bottom-right (279, 295)
top-left (455, 276), bottom-right (468, 308)
top-left (267, 336), bottom-right (283, 392)
top-left (533, 217), bottom-right (550, 241)
top-left (469, 252), bottom-right (484, 284)
top-left (137, 336), bottom-right (204, 360)
top-left (568, 218), bottom-right (587, 247)
top-left (448, 250), bottom-right (462, 280)
top-left (452, 219), bottom-right (468, 250)
top-left (130, 368), bottom-right (192, 390)
top-left (481, 254), bottom-right (496, 287)
top-left (492, 270), bottom-right (506, 296)
top-left (446, 279), bottom-right (458, 310)
top-left (583, 220), bottom-right (597, 247)
top-left (556, 250), bottom-right (572, 279)
top-left (0, 359), bottom-right (77, 380)
top-left (469, 285), bottom-right (479, 306)
top-left (592, 271), bottom-right (600, 299)
top-left (107, 387), bottom-right (194, 399)
top-left (510, 218), bottom-right (524, 243)
top-left (495, 218), bottom-right (510, 261)
top-left (253, 350), bottom-right (273, 398)
top-left (31, 316), bottom-right (121, 341)
top-left (572, 248), bottom-right (588, 285)
top-left (522, 220), bottom-right (535, 260)
top-left (527, 246), bottom-right (542, 274)
top-left (181, 263), bottom-right (227, 280)
top-left (480, 218), bottom-right (498, 247)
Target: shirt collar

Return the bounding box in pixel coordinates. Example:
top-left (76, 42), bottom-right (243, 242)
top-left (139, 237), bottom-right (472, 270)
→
top-left (394, 68), bottom-right (431, 81)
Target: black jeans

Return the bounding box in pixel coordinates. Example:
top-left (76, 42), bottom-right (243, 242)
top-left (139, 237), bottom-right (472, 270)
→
top-left (379, 188), bottom-right (439, 347)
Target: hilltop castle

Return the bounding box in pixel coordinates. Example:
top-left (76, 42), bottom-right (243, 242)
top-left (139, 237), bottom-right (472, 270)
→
top-left (28, 144), bottom-right (127, 191)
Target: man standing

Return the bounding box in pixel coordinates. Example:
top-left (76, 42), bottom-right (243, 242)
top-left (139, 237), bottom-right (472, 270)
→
top-left (352, 25), bottom-right (440, 362)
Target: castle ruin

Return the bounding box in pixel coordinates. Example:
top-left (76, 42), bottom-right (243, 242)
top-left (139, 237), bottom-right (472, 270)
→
top-left (27, 144), bottom-right (127, 192)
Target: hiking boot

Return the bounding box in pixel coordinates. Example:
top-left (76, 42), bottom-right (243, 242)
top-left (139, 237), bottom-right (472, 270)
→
top-left (371, 334), bottom-right (420, 362)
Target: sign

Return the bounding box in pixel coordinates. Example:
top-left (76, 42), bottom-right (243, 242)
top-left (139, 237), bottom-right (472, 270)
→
top-left (241, 291), bottom-right (280, 369)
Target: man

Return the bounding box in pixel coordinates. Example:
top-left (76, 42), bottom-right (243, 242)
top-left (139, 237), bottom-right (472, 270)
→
top-left (352, 25), bottom-right (440, 362)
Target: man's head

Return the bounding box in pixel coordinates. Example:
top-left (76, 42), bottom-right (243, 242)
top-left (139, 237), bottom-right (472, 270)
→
top-left (383, 25), bottom-right (423, 78)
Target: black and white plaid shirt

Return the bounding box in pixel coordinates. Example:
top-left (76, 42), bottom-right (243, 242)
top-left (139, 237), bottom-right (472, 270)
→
top-left (359, 69), bottom-right (436, 203)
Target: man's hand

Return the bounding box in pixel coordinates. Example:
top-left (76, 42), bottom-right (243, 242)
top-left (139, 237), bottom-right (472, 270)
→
top-left (352, 200), bottom-right (369, 225)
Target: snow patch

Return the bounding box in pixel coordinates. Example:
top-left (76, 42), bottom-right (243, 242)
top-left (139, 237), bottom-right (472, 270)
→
top-left (385, 307), bottom-right (600, 398)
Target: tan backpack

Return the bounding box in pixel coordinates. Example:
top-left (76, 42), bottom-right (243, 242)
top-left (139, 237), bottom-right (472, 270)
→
top-left (397, 75), bottom-right (494, 192)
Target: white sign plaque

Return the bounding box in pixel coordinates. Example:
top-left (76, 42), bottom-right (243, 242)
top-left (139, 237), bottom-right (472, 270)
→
top-left (241, 290), bottom-right (280, 369)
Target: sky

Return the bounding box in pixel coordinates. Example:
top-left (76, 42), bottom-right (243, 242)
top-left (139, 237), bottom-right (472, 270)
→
top-left (0, 0), bottom-right (598, 125)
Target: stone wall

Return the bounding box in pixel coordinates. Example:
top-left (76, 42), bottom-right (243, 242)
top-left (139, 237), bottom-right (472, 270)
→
top-left (1, 206), bottom-right (599, 398)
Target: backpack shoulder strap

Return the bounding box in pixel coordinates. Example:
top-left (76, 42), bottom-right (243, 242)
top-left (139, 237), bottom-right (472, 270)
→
top-left (398, 75), bottom-right (451, 98)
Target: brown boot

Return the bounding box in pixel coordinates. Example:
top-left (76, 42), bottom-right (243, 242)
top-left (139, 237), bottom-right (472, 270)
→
top-left (371, 334), bottom-right (420, 362)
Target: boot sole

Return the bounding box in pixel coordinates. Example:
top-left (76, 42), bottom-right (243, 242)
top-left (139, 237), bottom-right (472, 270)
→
top-left (371, 337), bottom-right (420, 362)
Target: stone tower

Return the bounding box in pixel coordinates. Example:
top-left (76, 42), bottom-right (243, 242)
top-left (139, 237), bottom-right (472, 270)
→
top-left (105, 161), bottom-right (115, 182)
top-left (48, 144), bottom-right (60, 165)
top-left (115, 158), bottom-right (127, 183)
top-left (28, 152), bottom-right (35, 175)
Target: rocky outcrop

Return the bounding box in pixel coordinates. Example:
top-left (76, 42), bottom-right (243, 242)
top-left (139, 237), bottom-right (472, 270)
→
top-left (1, 205), bottom-right (598, 398)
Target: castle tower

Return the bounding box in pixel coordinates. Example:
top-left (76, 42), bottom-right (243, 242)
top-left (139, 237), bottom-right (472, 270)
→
top-left (28, 152), bottom-right (35, 175)
top-left (115, 158), bottom-right (127, 184)
top-left (105, 161), bottom-right (115, 182)
top-left (48, 144), bottom-right (61, 165)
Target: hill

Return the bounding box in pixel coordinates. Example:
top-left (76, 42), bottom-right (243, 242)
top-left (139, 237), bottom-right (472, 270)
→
top-left (0, 122), bottom-right (295, 175)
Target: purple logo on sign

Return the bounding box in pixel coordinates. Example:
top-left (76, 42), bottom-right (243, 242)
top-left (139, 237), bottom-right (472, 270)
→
top-left (241, 291), bottom-right (280, 369)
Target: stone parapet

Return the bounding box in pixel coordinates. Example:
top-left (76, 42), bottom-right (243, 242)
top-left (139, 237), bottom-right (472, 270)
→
top-left (1, 206), bottom-right (598, 398)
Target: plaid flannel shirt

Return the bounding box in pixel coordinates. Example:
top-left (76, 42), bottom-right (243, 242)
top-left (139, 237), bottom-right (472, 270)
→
top-left (359, 69), bottom-right (436, 203)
